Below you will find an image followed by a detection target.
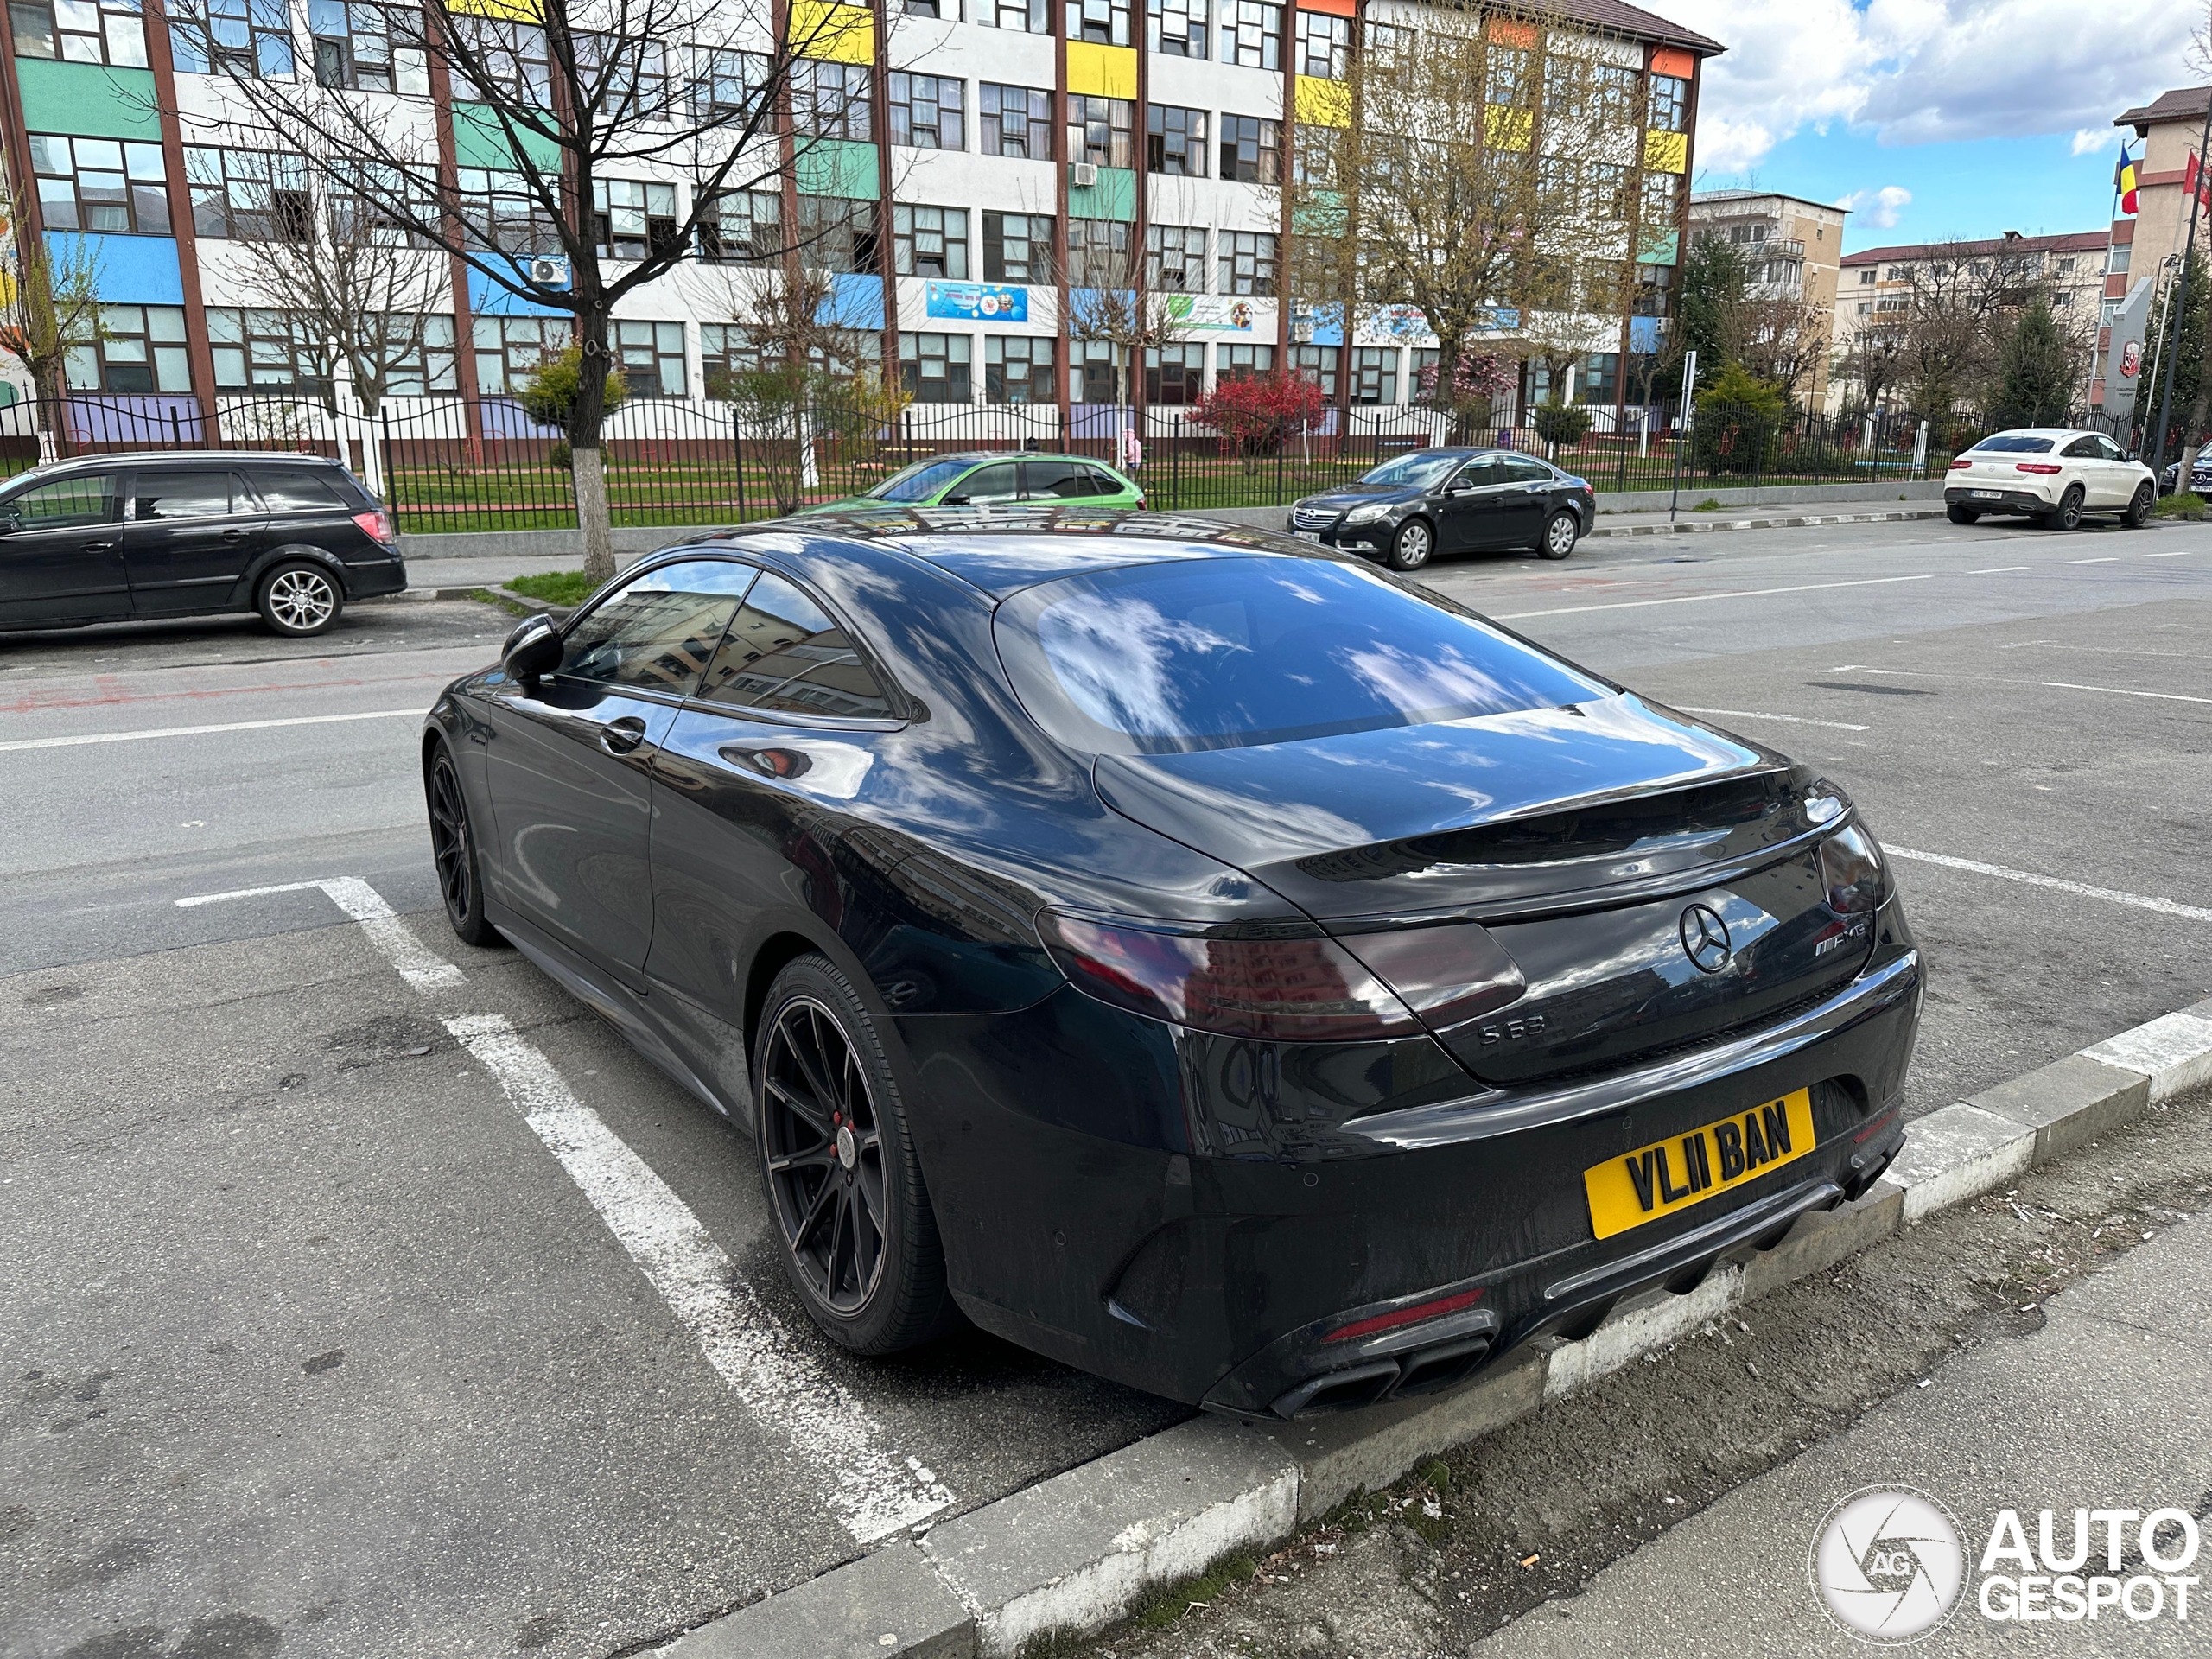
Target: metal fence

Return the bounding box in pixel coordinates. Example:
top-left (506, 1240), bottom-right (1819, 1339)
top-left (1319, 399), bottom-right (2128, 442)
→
top-left (0, 392), bottom-right (1957, 536)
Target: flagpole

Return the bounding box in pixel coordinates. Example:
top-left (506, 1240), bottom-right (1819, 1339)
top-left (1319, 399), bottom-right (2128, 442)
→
top-left (2148, 96), bottom-right (2212, 480)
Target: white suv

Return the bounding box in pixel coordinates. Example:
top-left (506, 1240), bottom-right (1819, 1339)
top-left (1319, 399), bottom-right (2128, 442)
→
top-left (1945, 429), bottom-right (2156, 530)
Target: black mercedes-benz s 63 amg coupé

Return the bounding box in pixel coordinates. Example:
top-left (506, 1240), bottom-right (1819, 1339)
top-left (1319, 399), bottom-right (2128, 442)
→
top-left (423, 506), bottom-right (1919, 1419)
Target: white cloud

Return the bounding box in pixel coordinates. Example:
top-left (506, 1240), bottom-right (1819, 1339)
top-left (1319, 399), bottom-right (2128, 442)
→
top-left (1837, 185), bottom-right (1914, 228)
top-left (1665, 0), bottom-right (2200, 174)
top-left (2071, 128), bottom-right (2120, 156)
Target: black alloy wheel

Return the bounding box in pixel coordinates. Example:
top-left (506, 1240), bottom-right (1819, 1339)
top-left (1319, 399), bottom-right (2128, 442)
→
top-left (2044, 485), bottom-right (2084, 531)
top-left (428, 747), bottom-right (502, 946)
top-left (754, 957), bottom-right (955, 1353)
top-left (2122, 481), bottom-right (2155, 528)
top-left (1386, 518), bottom-right (1434, 571)
top-left (1947, 504), bottom-right (1980, 524)
top-left (1540, 510), bottom-right (1580, 560)
top-left (258, 561), bottom-right (344, 636)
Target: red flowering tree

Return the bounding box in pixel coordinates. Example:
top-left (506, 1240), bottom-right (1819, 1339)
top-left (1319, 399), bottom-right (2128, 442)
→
top-left (1191, 372), bottom-right (1326, 463)
top-left (1416, 353), bottom-right (1516, 428)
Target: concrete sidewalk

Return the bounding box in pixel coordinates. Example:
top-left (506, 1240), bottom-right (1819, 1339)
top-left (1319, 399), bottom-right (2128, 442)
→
top-left (1473, 1205), bottom-right (2212, 1658)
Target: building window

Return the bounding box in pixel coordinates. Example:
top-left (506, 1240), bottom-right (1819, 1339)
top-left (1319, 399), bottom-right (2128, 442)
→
top-left (612, 320), bottom-right (686, 397)
top-left (1633, 262), bottom-right (1672, 317)
top-left (1217, 342), bottom-right (1274, 381)
top-left (1146, 341), bottom-right (1205, 404)
top-left (1217, 0), bottom-right (1281, 68)
top-left (980, 82), bottom-right (1054, 159)
top-left (1072, 95), bottom-right (1135, 168)
top-left (899, 332), bottom-right (973, 401)
top-left (1065, 0), bottom-right (1129, 44)
top-left (379, 314), bottom-right (458, 397)
top-left (1591, 162), bottom-right (1632, 219)
top-left (794, 59), bottom-right (873, 140)
top-left (701, 323), bottom-right (766, 396)
top-left (2051, 290), bottom-right (2073, 308)
top-left (327, 159), bottom-right (439, 246)
top-left (1293, 122), bottom-right (1338, 187)
top-left (2107, 247), bottom-right (2130, 275)
top-left (1577, 352), bottom-right (1618, 405)
top-left (173, 0), bottom-right (293, 76)
top-left (889, 73), bottom-right (964, 149)
top-left (473, 315), bottom-right (574, 395)
top-left (1592, 62), bottom-right (1640, 122)
top-left (985, 334), bottom-right (1055, 402)
top-left (1857, 268), bottom-right (1875, 284)
top-left (456, 168), bottom-right (560, 253)
top-left (10, 0), bottom-right (146, 67)
top-left (1071, 339), bottom-right (1124, 403)
top-left (1647, 73), bottom-right (1689, 134)
top-left (894, 204), bottom-right (969, 278)
top-left (29, 134), bottom-right (168, 235)
top-left (310, 2), bottom-right (429, 95)
top-left (1147, 105), bottom-right (1207, 175)
top-left (207, 308), bottom-right (322, 394)
top-left (1349, 346), bottom-right (1395, 404)
top-left (1147, 223), bottom-right (1206, 292)
top-left (1485, 45), bottom-right (1531, 105)
top-left (1147, 0), bottom-right (1205, 55)
top-left (593, 179), bottom-right (680, 260)
top-left (978, 0), bottom-right (1046, 29)
top-left (454, 17), bottom-right (550, 103)
top-left (577, 33), bottom-right (666, 114)
top-left (1067, 217), bottom-right (1131, 287)
top-left (64, 304), bottom-right (189, 393)
top-left (1873, 296), bottom-right (1907, 314)
top-left (903, 0), bottom-right (947, 13)
top-left (982, 212), bottom-right (1053, 283)
top-left (693, 47), bottom-right (770, 122)
top-left (1642, 171), bottom-right (1677, 227)
top-left (1294, 342), bottom-right (1338, 397)
top-left (183, 147), bottom-right (311, 241)
top-left (796, 196), bottom-right (880, 274)
top-left (1294, 10), bottom-right (1347, 78)
top-left (698, 188), bottom-right (779, 262)
top-left (809, 331), bottom-right (882, 382)
top-left (1217, 115), bottom-right (1279, 183)
top-left (1217, 229), bottom-right (1276, 296)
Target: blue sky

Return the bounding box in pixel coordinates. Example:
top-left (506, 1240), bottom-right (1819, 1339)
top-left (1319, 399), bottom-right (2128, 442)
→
top-left (1661, 0), bottom-right (2199, 252)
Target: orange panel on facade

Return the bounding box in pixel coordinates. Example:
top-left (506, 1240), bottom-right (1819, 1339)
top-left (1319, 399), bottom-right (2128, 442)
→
top-left (1298, 0), bottom-right (1357, 16)
top-left (1649, 48), bottom-right (1696, 78)
top-left (1487, 17), bottom-right (1538, 47)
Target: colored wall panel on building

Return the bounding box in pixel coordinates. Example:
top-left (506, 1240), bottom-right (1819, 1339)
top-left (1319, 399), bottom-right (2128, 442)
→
top-left (789, 0), bottom-right (874, 64)
top-left (451, 0), bottom-right (544, 17)
top-left (470, 263), bottom-right (565, 315)
top-left (1638, 230), bottom-right (1680, 265)
top-left (796, 139), bottom-right (880, 200)
top-left (453, 102), bottom-right (563, 171)
top-left (1065, 42), bottom-right (1136, 99)
top-left (1298, 0), bottom-right (1357, 17)
top-left (1630, 315), bottom-right (1662, 354)
top-left (1649, 48), bottom-right (1697, 78)
top-left (54, 232), bottom-right (181, 303)
top-left (1485, 106), bottom-right (1532, 152)
top-left (16, 60), bottom-right (159, 140)
top-left (1643, 129), bottom-right (1688, 174)
top-left (1294, 76), bottom-right (1350, 128)
top-left (1486, 17), bottom-right (1537, 47)
top-left (820, 273), bottom-right (885, 332)
top-left (1306, 304), bottom-right (1345, 347)
top-left (1068, 165), bottom-right (1135, 221)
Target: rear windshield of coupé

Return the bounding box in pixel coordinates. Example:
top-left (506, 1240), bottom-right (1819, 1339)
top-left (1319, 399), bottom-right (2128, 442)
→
top-left (1969, 435), bottom-right (2056, 454)
top-left (993, 556), bottom-right (1605, 755)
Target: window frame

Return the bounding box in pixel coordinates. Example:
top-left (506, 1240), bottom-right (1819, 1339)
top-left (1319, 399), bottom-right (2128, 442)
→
top-left (889, 71), bottom-right (966, 150)
top-left (29, 132), bottom-right (170, 236)
top-left (894, 203), bottom-right (970, 279)
top-left (9, 0), bottom-right (146, 67)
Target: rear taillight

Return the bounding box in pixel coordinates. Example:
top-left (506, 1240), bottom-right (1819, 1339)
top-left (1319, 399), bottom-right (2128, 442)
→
top-left (1134, 493), bottom-right (1147, 509)
top-left (1325, 1286), bottom-right (1484, 1344)
top-left (1819, 823), bottom-right (1889, 913)
top-left (1338, 922), bottom-right (1525, 1028)
top-left (1948, 459), bottom-right (1970, 471)
top-left (353, 507), bottom-right (395, 544)
top-left (2016, 463), bottom-right (2062, 475)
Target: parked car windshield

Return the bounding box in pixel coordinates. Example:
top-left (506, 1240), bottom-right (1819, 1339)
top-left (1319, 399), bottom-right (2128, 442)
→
top-left (868, 458), bottom-right (980, 502)
top-left (1969, 435), bottom-right (2056, 454)
top-left (1358, 451), bottom-right (1467, 491)
top-left (995, 555), bottom-right (1605, 756)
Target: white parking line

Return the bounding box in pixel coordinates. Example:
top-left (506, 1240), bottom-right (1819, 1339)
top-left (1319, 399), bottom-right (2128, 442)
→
top-left (2145, 550), bottom-right (2199, 557)
top-left (177, 876), bottom-right (466, 993)
top-left (1496, 573), bottom-right (1935, 620)
top-left (1889, 848), bottom-right (2212, 924)
top-left (1969, 566), bottom-right (2030, 574)
top-left (2039, 681), bottom-right (2212, 706)
top-left (0, 708), bottom-right (423, 753)
top-left (446, 1012), bottom-right (954, 1545)
top-left (1676, 706), bottom-right (1872, 732)
top-left (2067, 556), bottom-right (2120, 565)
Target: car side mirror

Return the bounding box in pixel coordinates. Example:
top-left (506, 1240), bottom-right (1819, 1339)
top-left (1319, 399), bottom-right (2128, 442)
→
top-left (0, 510), bottom-right (20, 535)
top-left (502, 613), bottom-right (563, 685)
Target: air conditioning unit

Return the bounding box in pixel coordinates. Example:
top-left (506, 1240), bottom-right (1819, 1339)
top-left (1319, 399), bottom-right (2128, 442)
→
top-left (527, 254), bottom-right (572, 289)
top-left (1071, 162), bottom-right (1099, 188)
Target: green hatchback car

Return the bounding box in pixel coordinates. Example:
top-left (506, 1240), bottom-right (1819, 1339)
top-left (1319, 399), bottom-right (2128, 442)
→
top-left (803, 451), bottom-right (1145, 513)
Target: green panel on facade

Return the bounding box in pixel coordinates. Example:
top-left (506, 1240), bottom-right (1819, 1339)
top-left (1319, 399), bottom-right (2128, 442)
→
top-left (1639, 230), bottom-right (1681, 266)
top-left (1067, 166), bottom-right (1135, 222)
top-left (795, 139), bottom-right (880, 200)
top-left (14, 59), bottom-right (158, 140)
top-left (452, 101), bottom-right (563, 172)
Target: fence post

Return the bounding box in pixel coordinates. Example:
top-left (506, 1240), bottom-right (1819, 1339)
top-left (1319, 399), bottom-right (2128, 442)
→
top-left (379, 407), bottom-right (396, 526)
top-left (733, 404), bottom-right (747, 523)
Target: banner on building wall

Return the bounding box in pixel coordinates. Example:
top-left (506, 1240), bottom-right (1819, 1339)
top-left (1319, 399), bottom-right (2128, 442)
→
top-left (2102, 276), bottom-right (2156, 423)
top-left (1163, 296), bottom-right (1258, 333)
top-left (925, 282), bottom-right (1027, 322)
top-left (1349, 303), bottom-right (1521, 346)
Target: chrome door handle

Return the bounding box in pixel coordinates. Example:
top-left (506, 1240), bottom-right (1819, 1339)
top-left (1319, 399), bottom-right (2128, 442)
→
top-left (601, 716), bottom-right (648, 754)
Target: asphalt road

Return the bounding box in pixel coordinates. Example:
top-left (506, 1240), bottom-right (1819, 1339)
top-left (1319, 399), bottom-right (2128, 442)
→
top-left (2, 513), bottom-right (2207, 1657)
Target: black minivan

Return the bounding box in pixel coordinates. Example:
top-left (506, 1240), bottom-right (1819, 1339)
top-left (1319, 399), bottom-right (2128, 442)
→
top-left (0, 451), bottom-right (407, 638)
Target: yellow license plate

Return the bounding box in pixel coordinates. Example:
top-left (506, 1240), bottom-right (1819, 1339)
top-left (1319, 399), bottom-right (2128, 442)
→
top-left (1584, 1090), bottom-right (1816, 1241)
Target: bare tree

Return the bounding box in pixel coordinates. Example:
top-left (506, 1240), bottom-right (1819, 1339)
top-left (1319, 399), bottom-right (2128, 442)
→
top-left (0, 183), bottom-right (105, 408)
top-left (1065, 226), bottom-right (1192, 410)
top-left (167, 0), bottom-right (860, 579)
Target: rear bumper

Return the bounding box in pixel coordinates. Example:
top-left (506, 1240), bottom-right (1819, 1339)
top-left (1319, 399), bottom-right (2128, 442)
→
top-left (1946, 485), bottom-right (2053, 513)
top-left (342, 553), bottom-right (410, 597)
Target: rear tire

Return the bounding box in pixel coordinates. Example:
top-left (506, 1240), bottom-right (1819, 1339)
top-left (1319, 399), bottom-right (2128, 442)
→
top-left (257, 560), bottom-right (344, 636)
top-left (1539, 510), bottom-right (1580, 559)
top-left (754, 955), bottom-right (957, 1356)
top-left (2041, 486), bottom-right (2084, 531)
top-left (2122, 481), bottom-right (2154, 528)
top-left (427, 745), bottom-right (503, 948)
top-left (1946, 504), bottom-right (1980, 524)
top-left (1385, 518), bottom-right (1434, 571)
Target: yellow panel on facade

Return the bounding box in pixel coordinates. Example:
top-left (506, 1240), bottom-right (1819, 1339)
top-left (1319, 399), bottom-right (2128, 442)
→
top-left (1294, 76), bottom-right (1350, 128)
top-left (1065, 41), bottom-right (1136, 100)
top-left (1485, 105), bottom-right (1532, 152)
top-left (449, 0), bottom-right (543, 18)
top-left (789, 0), bottom-right (874, 65)
top-left (1643, 129), bottom-right (1688, 174)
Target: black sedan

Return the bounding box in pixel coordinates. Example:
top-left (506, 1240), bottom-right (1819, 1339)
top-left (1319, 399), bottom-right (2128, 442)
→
top-left (423, 509), bottom-right (1917, 1418)
top-left (1290, 448), bottom-right (1598, 571)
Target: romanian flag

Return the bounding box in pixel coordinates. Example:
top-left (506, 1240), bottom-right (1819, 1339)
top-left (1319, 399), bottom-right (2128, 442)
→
top-left (2118, 143), bottom-right (2139, 215)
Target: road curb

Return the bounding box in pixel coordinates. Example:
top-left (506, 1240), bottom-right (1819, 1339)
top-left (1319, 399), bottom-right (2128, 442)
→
top-left (1586, 506), bottom-right (1946, 537)
top-left (665, 996), bottom-right (2212, 1656)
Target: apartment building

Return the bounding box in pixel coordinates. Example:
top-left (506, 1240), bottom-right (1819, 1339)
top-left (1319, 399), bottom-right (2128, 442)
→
top-left (0, 0), bottom-right (1719, 435)
top-left (1685, 188), bottom-right (1846, 407)
top-left (2102, 85), bottom-right (2209, 416)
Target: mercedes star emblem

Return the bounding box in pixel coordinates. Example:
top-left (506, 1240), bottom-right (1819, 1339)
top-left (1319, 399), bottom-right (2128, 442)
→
top-left (1680, 903), bottom-right (1733, 974)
